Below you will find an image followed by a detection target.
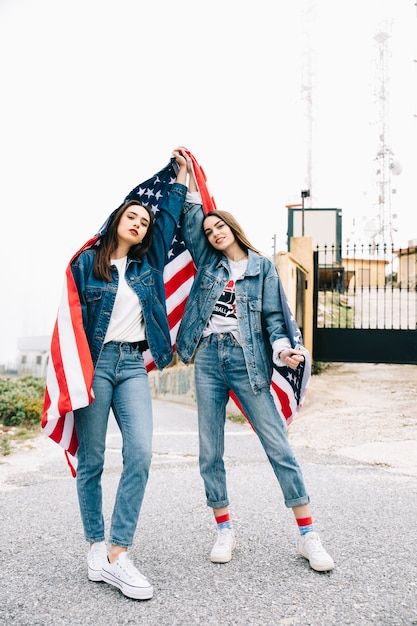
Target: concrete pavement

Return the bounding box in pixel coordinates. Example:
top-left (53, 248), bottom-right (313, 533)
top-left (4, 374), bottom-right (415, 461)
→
top-left (1, 399), bottom-right (416, 625)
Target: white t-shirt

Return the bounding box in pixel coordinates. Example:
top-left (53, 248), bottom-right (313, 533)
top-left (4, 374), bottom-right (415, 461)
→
top-left (104, 256), bottom-right (146, 343)
top-left (202, 258), bottom-right (248, 344)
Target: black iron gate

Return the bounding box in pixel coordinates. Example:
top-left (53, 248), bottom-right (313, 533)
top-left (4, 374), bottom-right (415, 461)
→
top-left (312, 244), bottom-right (417, 364)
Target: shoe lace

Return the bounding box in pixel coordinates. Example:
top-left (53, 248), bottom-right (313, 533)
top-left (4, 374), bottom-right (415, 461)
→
top-left (118, 555), bottom-right (146, 582)
top-left (215, 528), bottom-right (233, 547)
top-left (304, 533), bottom-right (326, 557)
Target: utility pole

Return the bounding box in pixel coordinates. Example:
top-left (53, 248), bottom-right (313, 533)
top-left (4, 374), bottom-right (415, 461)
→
top-left (301, 189), bottom-right (311, 236)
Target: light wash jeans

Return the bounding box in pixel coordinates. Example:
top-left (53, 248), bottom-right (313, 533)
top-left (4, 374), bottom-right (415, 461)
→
top-left (74, 341), bottom-right (153, 547)
top-left (194, 333), bottom-right (310, 509)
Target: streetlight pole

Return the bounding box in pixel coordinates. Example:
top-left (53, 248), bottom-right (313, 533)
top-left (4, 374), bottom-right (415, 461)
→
top-left (301, 189), bottom-right (310, 236)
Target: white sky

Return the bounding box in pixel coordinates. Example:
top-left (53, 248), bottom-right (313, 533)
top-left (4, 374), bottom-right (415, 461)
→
top-left (1, 0), bottom-right (416, 365)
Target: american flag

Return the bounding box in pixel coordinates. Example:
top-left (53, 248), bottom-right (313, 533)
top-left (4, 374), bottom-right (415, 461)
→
top-left (144, 151), bottom-right (216, 370)
top-left (229, 302), bottom-right (310, 429)
top-left (270, 277), bottom-right (311, 427)
top-left (42, 150), bottom-right (308, 475)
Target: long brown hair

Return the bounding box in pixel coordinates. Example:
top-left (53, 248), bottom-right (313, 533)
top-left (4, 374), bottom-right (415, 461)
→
top-left (94, 200), bottom-right (155, 282)
top-left (202, 210), bottom-right (260, 255)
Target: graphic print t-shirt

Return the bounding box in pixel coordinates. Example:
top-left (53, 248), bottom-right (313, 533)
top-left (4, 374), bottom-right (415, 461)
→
top-left (202, 258), bottom-right (248, 344)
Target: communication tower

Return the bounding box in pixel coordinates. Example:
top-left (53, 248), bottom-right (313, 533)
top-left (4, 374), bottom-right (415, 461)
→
top-left (372, 26), bottom-right (401, 248)
top-left (300, 0), bottom-right (316, 206)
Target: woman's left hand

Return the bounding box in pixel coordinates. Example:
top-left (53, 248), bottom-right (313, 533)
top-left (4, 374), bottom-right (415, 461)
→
top-left (172, 147), bottom-right (190, 169)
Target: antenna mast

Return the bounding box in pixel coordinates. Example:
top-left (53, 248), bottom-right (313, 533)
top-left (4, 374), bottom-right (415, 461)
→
top-left (300, 0), bottom-right (316, 206)
top-left (373, 26), bottom-right (395, 248)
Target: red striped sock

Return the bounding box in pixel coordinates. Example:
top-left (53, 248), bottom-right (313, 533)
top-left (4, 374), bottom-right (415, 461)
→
top-left (215, 513), bottom-right (232, 529)
top-left (296, 516), bottom-right (314, 536)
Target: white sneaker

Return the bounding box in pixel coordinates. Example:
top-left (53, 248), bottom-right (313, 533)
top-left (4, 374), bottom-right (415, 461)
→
top-left (87, 541), bottom-right (107, 582)
top-left (101, 552), bottom-right (153, 600)
top-left (210, 528), bottom-right (236, 563)
top-left (297, 531), bottom-right (335, 571)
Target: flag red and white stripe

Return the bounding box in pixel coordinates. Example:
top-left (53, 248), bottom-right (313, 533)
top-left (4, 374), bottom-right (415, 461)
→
top-left (42, 237), bottom-right (98, 473)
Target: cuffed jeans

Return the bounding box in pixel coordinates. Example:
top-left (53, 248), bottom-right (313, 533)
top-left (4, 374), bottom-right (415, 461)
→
top-left (194, 333), bottom-right (310, 509)
top-left (74, 341), bottom-right (153, 547)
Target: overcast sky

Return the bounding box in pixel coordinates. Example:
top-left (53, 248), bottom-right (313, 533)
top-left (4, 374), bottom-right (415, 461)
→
top-left (0, 0), bottom-right (416, 365)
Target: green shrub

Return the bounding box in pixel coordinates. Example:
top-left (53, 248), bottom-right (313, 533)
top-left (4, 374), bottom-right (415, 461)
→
top-left (0, 376), bottom-right (45, 429)
top-left (0, 433), bottom-right (11, 455)
top-left (311, 360), bottom-right (323, 375)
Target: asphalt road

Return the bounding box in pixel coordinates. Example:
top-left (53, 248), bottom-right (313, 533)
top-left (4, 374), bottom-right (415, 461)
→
top-left (1, 399), bottom-right (416, 626)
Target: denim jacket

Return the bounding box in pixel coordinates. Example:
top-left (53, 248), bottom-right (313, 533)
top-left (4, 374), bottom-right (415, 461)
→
top-left (71, 183), bottom-right (187, 370)
top-left (176, 200), bottom-right (290, 392)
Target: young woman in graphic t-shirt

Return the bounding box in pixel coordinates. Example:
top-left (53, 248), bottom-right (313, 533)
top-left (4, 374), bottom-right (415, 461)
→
top-left (176, 154), bottom-right (334, 573)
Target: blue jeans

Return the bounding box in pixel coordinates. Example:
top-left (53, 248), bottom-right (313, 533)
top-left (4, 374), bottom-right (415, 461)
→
top-left (194, 333), bottom-right (310, 509)
top-left (74, 341), bottom-right (153, 547)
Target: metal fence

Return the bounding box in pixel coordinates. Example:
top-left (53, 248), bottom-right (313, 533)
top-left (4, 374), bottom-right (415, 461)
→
top-left (315, 243), bottom-right (417, 330)
top-left (313, 245), bottom-right (417, 364)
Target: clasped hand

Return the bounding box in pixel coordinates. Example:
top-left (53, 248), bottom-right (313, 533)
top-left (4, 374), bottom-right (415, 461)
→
top-left (275, 348), bottom-right (305, 370)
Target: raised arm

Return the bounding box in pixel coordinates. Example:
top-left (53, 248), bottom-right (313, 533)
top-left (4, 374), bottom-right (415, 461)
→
top-left (187, 157), bottom-right (198, 193)
top-left (172, 147), bottom-right (188, 187)
top-left (147, 148), bottom-right (189, 268)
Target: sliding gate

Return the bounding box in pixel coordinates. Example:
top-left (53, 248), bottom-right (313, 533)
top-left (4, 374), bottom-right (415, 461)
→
top-left (312, 244), bottom-right (417, 364)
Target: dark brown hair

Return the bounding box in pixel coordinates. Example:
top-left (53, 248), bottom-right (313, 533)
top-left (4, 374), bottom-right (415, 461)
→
top-left (202, 210), bottom-right (260, 255)
top-left (94, 200), bottom-right (155, 282)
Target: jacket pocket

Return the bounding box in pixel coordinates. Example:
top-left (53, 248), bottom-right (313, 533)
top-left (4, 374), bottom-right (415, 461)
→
top-left (84, 288), bottom-right (105, 333)
top-left (200, 274), bottom-right (216, 290)
top-left (85, 288), bottom-right (104, 302)
top-left (140, 273), bottom-right (155, 288)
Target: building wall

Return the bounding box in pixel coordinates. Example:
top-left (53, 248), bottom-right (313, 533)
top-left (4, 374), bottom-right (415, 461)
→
top-left (276, 237), bottom-right (314, 356)
top-left (342, 258), bottom-right (388, 289)
top-left (18, 352), bottom-right (49, 378)
top-left (397, 250), bottom-right (417, 289)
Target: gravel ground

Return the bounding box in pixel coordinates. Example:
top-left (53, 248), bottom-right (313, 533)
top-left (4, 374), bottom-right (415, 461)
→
top-left (0, 362), bottom-right (416, 626)
top-left (289, 362), bottom-right (417, 477)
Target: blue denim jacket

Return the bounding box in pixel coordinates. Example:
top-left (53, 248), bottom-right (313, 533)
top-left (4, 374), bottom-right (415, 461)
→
top-left (176, 201), bottom-right (290, 392)
top-left (71, 183), bottom-right (187, 370)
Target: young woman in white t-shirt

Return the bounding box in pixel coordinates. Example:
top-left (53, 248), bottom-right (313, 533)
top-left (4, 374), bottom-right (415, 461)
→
top-left (70, 148), bottom-right (189, 599)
